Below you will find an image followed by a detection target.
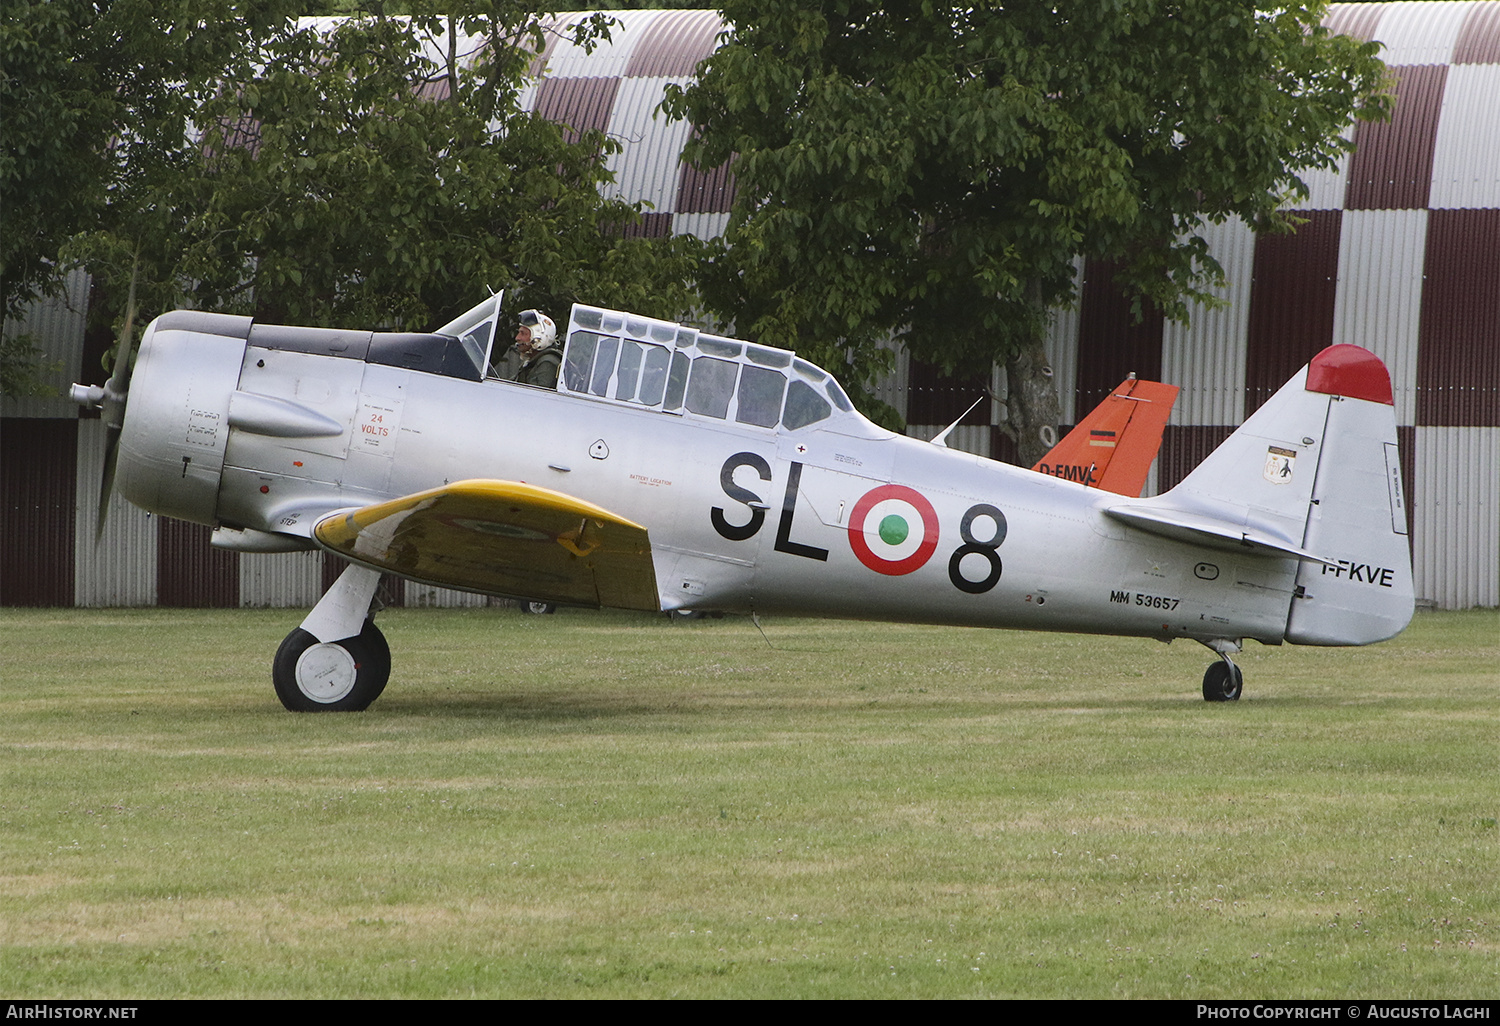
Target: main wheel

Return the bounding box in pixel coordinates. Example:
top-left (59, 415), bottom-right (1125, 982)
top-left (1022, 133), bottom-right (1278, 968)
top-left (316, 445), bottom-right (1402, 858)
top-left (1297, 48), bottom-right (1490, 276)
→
top-left (522, 600), bottom-right (556, 614)
top-left (1201, 661), bottom-right (1244, 702)
top-left (273, 619), bottom-right (391, 712)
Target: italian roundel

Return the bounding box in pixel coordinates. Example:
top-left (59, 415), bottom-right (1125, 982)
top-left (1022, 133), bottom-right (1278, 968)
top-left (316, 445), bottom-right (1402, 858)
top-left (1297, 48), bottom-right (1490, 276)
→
top-left (847, 485), bottom-right (940, 575)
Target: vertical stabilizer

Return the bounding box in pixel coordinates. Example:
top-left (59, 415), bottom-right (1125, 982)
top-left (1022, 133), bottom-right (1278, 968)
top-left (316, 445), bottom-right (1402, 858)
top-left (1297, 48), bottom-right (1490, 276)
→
top-left (1156, 364), bottom-right (1330, 553)
top-left (1033, 377), bottom-right (1179, 496)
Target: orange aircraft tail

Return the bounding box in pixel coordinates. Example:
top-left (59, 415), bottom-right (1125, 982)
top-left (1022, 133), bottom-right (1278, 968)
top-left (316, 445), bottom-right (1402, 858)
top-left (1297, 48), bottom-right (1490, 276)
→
top-left (1032, 377), bottom-right (1179, 497)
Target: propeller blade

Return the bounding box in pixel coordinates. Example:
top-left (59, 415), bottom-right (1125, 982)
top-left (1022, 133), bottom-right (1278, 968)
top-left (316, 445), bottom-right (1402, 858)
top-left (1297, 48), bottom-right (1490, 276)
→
top-left (101, 255), bottom-right (140, 425)
top-left (93, 254), bottom-right (140, 543)
top-left (96, 425), bottom-right (121, 543)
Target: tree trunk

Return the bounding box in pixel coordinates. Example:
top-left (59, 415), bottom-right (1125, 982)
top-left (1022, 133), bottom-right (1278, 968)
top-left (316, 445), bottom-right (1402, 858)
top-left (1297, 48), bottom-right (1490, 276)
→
top-left (1004, 323), bottom-right (1062, 470)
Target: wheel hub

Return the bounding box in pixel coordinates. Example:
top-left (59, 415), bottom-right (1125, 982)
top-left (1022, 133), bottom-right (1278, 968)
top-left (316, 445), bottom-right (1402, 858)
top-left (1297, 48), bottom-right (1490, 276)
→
top-left (294, 643), bottom-right (359, 703)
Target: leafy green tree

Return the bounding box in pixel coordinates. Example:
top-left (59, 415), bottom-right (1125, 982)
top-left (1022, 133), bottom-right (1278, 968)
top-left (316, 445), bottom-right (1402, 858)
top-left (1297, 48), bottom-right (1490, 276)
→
top-left (0, 333), bottom-right (61, 397)
top-left (666, 1), bottom-right (1389, 460)
top-left (1, 0), bottom-right (297, 392)
top-left (66, 2), bottom-right (700, 366)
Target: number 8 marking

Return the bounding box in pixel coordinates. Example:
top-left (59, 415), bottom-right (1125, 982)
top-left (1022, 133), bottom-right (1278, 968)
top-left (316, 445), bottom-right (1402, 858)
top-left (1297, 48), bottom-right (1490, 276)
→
top-left (948, 503), bottom-right (1007, 594)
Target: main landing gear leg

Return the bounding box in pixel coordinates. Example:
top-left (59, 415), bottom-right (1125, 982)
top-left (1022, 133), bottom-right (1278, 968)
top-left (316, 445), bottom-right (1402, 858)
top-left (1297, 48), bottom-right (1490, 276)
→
top-left (272, 564), bottom-right (391, 712)
top-left (1199, 638), bottom-right (1244, 703)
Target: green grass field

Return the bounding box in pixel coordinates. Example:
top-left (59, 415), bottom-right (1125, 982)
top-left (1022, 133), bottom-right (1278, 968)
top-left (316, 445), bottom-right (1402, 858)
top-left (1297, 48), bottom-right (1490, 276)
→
top-left (1, 606), bottom-right (1496, 998)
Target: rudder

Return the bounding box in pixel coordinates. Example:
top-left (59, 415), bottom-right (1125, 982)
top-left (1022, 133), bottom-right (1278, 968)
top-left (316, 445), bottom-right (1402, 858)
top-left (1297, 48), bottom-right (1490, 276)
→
top-left (1284, 346), bottom-right (1414, 645)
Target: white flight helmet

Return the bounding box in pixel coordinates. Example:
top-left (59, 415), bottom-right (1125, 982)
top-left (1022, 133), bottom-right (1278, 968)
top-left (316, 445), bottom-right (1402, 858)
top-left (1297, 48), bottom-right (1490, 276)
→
top-left (517, 309), bottom-right (557, 353)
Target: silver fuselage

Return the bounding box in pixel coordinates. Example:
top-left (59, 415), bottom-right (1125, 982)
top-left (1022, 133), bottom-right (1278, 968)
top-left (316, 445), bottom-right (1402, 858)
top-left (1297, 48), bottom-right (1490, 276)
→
top-left (118, 316), bottom-right (1300, 647)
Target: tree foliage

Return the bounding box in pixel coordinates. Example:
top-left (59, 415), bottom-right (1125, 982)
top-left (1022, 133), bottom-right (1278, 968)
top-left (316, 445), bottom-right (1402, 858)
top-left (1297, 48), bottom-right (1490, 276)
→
top-left (1, 0), bottom-right (290, 323)
top-left (25, 1), bottom-right (699, 383)
top-left (666, 1), bottom-right (1389, 460)
top-left (1, 1), bottom-right (300, 392)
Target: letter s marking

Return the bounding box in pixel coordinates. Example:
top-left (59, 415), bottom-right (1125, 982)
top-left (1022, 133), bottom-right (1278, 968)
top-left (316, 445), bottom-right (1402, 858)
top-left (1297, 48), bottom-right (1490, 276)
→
top-left (712, 451), bottom-right (771, 542)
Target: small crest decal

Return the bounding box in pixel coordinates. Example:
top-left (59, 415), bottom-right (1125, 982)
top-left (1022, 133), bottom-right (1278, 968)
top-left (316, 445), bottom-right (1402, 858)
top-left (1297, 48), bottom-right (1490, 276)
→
top-left (1264, 446), bottom-right (1297, 485)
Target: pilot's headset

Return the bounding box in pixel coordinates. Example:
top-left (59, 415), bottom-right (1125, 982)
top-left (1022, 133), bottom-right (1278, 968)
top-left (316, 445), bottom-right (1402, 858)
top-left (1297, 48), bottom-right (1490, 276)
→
top-left (518, 310), bottom-right (557, 352)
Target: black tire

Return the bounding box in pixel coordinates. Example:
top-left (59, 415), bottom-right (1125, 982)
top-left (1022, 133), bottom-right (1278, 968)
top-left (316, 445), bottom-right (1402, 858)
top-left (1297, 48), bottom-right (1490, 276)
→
top-left (1202, 661), bottom-right (1244, 702)
top-left (522, 601), bottom-right (556, 614)
top-left (272, 620), bottom-right (391, 712)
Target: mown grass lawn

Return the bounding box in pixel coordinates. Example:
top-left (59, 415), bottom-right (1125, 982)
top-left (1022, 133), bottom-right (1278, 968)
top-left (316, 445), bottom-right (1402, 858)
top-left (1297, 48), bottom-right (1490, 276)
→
top-left (1, 607), bottom-right (1496, 998)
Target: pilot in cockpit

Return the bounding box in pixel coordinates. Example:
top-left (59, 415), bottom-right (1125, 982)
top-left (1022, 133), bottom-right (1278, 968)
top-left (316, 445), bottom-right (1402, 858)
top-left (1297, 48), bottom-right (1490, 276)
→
top-left (511, 310), bottom-right (561, 389)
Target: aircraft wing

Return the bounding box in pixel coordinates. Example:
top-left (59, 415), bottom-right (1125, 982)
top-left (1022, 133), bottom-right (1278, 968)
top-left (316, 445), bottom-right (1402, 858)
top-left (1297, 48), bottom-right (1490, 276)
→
top-left (312, 480), bottom-right (659, 611)
top-left (1033, 378), bottom-right (1179, 496)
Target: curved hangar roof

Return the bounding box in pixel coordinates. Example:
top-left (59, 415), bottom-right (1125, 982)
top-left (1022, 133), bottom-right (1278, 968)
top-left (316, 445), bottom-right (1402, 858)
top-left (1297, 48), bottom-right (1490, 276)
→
top-left (519, 9), bottom-right (732, 242)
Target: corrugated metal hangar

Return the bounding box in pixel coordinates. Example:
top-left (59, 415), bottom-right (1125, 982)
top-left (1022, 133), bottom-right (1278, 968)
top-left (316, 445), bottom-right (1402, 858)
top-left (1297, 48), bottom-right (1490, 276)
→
top-left (2, 2), bottom-right (1497, 610)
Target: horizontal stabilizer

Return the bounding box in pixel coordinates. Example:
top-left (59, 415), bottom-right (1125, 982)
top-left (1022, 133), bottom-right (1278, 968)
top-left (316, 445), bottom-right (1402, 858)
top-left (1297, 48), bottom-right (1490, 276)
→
top-left (313, 479), bottom-right (659, 611)
top-left (1102, 503), bottom-right (1335, 565)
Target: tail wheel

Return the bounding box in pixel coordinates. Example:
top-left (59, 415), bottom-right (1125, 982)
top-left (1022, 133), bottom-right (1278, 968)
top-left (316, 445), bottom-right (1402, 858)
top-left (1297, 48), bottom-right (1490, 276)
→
top-left (273, 619), bottom-right (391, 712)
top-left (1202, 660), bottom-right (1244, 702)
top-left (522, 601), bottom-right (556, 615)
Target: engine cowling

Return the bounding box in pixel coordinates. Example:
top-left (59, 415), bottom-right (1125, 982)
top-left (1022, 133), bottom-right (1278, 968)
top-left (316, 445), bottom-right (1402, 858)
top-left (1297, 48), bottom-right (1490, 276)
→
top-left (115, 311), bottom-right (252, 527)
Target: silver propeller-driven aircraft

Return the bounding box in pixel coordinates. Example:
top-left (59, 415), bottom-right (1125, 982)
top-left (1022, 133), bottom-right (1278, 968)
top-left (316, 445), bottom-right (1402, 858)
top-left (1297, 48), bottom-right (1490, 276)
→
top-left (72, 293), bottom-right (1414, 710)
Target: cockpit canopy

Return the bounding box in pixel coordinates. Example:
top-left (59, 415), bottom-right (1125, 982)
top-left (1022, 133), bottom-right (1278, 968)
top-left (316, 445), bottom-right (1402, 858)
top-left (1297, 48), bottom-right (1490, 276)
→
top-left (435, 291), bottom-right (504, 377)
top-left (558, 305), bottom-right (855, 431)
top-left (429, 295), bottom-right (861, 432)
